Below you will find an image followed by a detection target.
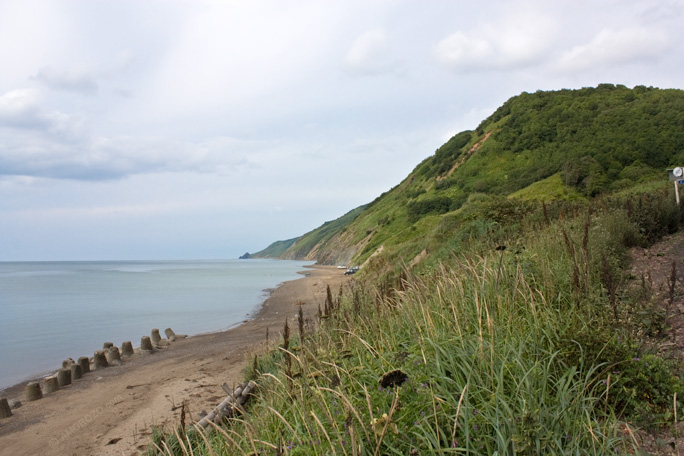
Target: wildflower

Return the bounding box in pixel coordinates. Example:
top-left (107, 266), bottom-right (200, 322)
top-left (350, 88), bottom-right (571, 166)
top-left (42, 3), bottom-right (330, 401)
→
top-left (452, 439), bottom-right (459, 448)
top-left (371, 413), bottom-right (399, 436)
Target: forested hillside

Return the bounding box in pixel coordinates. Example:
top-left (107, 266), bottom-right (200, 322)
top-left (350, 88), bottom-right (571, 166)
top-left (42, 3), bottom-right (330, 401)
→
top-left (252, 84), bottom-right (684, 281)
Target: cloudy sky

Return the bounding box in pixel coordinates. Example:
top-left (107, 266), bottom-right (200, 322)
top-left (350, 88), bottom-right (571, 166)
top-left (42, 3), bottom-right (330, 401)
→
top-left (0, 0), bottom-right (682, 260)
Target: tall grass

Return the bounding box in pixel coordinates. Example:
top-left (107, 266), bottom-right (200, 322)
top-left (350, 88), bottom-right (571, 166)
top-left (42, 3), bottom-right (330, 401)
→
top-left (149, 190), bottom-right (683, 455)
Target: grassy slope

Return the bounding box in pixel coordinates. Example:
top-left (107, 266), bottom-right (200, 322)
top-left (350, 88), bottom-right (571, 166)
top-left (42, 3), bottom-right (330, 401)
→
top-left (253, 85), bottom-right (684, 282)
top-left (150, 85), bottom-right (684, 455)
top-left (151, 185), bottom-right (684, 455)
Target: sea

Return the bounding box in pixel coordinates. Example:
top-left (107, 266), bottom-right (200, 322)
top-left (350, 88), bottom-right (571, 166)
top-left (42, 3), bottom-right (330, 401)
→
top-left (0, 259), bottom-right (313, 390)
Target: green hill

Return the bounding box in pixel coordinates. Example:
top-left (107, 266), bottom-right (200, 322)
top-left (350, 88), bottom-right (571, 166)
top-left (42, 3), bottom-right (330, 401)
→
top-left (154, 84), bottom-right (684, 455)
top-left (252, 84), bottom-right (684, 279)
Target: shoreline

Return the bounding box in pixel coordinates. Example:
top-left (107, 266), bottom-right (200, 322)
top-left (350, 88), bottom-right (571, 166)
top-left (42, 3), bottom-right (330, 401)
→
top-left (0, 259), bottom-right (313, 393)
top-left (0, 267), bottom-right (305, 396)
top-left (0, 264), bottom-right (348, 456)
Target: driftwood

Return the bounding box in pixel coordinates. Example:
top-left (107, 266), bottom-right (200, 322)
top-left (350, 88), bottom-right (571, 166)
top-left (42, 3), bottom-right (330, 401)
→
top-left (197, 380), bottom-right (256, 429)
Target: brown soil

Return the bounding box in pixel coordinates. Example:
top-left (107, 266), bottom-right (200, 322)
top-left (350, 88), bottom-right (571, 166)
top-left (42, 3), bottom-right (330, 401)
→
top-left (0, 265), bottom-right (349, 456)
top-left (626, 231), bottom-right (684, 454)
top-left (437, 131), bottom-right (493, 181)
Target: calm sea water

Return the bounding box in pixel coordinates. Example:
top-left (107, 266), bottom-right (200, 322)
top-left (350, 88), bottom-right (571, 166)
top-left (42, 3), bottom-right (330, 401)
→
top-left (0, 259), bottom-right (312, 389)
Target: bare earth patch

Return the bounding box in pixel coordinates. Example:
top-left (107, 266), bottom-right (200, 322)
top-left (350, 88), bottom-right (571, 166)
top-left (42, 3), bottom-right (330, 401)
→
top-left (627, 231), bottom-right (684, 454)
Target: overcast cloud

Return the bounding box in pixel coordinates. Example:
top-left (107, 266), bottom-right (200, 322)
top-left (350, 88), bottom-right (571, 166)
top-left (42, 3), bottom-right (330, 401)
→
top-left (0, 0), bottom-right (682, 260)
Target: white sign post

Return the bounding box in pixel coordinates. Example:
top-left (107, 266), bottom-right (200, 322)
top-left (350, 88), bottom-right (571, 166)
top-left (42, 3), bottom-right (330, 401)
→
top-left (668, 167), bottom-right (684, 205)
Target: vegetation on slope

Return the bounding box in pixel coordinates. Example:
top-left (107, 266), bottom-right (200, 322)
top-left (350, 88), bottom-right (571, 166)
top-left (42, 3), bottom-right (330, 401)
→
top-left (252, 85), bottom-right (684, 278)
top-left (251, 205), bottom-right (367, 264)
top-left (149, 85), bottom-right (684, 455)
top-left (151, 186), bottom-right (684, 455)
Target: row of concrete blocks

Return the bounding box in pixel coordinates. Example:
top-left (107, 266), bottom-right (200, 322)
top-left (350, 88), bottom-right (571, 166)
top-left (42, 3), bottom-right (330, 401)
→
top-left (1, 328), bottom-right (181, 412)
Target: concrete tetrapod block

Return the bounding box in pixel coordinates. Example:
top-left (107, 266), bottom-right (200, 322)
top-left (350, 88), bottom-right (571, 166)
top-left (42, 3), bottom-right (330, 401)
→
top-left (103, 342), bottom-right (114, 349)
top-left (121, 341), bottom-right (134, 357)
top-left (25, 382), bottom-right (42, 401)
top-left (43, 376), bottom-right (60, 394)
top-left (78, 356), bottom-right (90, 374)
top-left (156, 339), bottom-right (170, 348)
top-left (70, 363), bottom-right (83, 380)
top-left (57, 368), bottom-right (72, 387)
top-left (107, 346), bottom-right (122, 365)
top-left (140, 336), bottom-right (154, 352)
top-left (93, 350), bottom-right (109, 370)
top-left (0, 398), bottom-right (12, 418)
top-left (164, 328), bottom-right (176, 341)
top-left (150, 328), bottom-right (162, 345)
top-left (62, 358), bottom-right (75, 368)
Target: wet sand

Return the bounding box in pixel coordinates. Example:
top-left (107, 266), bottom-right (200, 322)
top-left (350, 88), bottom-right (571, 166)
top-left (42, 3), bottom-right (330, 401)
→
top-left (0, 265), bottom-right (348, 456)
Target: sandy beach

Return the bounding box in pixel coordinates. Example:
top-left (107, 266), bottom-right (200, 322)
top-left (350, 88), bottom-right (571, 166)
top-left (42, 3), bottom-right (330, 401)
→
top-left (0, 264), bottom-right (348, 456)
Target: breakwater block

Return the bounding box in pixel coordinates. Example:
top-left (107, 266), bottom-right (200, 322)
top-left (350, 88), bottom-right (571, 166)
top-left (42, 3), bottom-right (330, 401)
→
top-left (57, 368), bottom-right (72, 387)
top-left (121, 341), bottom-right (134, 357)
top-left (93, 350), bottom-right (109, 370)
top-left (78, 356), bottom-right (90, 374)
top-left (151, 328), bottom-right (162, 345)
top-left (164, 328), bottom-right (176, 341)
top-left (25, 382), bottom-right (42, 401)
top-left (107, 346), bottom-right (122, 365)
top-left (156, 339), bottom-right (170, 348)
top-left (103, 342), bottom-right (114, 349)
top-left (140, 336), bottom-right (153, 352)
top-left (0, 398), bottom-right (12, 418)
top-left (62, 358), bottom-right (75, 368)
top-left (71, 363), bottom-right (83, 380)
top-left (43, 376), bottom-right (60, 394)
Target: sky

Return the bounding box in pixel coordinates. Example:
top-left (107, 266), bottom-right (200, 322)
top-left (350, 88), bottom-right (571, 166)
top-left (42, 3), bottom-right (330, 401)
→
top-left (0, 0), bottom-right (682, 260)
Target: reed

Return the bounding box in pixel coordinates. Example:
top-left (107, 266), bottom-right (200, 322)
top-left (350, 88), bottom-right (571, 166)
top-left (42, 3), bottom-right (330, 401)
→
top-left (148, 192), bottom-right (684, 455)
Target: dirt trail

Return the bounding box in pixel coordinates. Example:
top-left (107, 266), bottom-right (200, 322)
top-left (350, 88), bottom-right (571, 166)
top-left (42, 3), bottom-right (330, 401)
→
top-left (627, 231), bottom-right (684, 454)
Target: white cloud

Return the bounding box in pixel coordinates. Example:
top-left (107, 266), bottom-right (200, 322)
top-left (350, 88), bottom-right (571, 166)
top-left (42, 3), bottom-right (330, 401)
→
top-left (344, 28), bottom-right (398, 75)
top-left (434, 32), bottom-right (494, 71)
top-left (0, 0), bottom-right (683, 259)
top-left (556, 27), bottom-right (670, 72)
top-left (434, 11), bottom-right (557, 72)
top-left (0, 89), bottom-right (45, 128)
top-left (32, 66), bottom-right (99, 95)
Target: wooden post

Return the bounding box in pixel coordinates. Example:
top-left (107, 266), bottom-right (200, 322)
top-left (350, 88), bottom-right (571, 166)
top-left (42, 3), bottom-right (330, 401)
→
top-left (676, 180), bottom-right (681, 206)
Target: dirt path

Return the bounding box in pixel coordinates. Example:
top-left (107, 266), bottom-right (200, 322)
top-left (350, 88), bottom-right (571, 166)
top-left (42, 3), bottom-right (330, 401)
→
top-left (627, 231), bottom-right (684, 454)
top-left (0, 265), bottom-right (349, 456)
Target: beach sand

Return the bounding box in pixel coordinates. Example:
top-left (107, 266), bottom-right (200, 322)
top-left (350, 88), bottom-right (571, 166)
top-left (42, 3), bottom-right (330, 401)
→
top-left (0, 265), bottom-right (348, 456)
